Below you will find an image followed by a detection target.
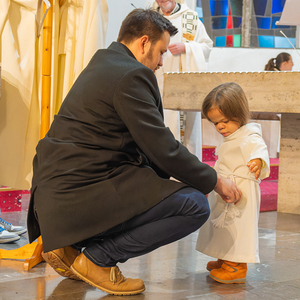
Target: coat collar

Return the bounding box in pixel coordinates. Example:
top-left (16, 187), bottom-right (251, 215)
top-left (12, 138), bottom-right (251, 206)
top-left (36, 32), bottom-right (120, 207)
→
top-left (108, 42), bottom-right (136, 60)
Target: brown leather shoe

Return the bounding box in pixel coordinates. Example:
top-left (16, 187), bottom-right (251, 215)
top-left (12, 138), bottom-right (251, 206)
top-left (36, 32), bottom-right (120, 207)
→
top-left (70, 253), bottom-right (145, 295)
top-left (206, 259), bottom-right (224, 271)
top-left (42, 246), bottom-right (81, 280)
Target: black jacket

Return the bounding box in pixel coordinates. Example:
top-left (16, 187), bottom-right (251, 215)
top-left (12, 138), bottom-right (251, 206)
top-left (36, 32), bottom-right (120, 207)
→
top-left (27, 42), bottom-right (217, 252)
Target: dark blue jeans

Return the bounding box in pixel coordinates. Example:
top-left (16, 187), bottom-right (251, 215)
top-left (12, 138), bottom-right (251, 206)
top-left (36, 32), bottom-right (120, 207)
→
top-left (74, 187), bottom-right (210, 267)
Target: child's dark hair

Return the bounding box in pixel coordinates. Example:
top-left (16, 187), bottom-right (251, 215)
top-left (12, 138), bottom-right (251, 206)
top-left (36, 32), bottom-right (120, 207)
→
top-left (202, 82), bottom-right (250, 126)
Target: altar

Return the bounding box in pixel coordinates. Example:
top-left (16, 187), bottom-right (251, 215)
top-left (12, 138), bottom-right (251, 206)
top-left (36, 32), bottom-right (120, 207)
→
top-left (163, 71), bottom-right (300, 215)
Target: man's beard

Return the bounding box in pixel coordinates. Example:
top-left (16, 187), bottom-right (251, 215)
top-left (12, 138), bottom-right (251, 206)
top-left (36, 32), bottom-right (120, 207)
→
top-left (142, 45), bottom-right (158, 71)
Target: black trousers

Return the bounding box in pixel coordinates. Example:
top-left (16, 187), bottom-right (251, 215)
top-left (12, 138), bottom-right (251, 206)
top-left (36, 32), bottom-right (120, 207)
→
top-left (73, 187), bottom-right (210, 267)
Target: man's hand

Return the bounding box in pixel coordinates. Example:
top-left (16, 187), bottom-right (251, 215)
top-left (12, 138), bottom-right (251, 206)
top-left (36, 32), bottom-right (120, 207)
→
top-left (247, 159), bottom-right (262, 180)
top-left (214, 174), bottom-right (242, 204)
top-left (168, 43), bottom-right (186, 55)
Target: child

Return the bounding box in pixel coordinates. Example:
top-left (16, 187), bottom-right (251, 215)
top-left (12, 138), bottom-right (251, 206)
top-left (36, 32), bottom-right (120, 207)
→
top-left (264, 52), bottom-right (294, 71)
top-left (196, 82), bottom-right (270, 284)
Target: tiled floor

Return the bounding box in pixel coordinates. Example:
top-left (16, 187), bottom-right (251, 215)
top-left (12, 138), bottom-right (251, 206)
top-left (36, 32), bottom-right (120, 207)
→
top-left (0, 195), bottom-right (300, 300)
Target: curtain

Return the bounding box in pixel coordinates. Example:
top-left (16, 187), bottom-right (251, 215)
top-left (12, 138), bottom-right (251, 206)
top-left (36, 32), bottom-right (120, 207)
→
top-left (0, 0), bottom-right (108, 189)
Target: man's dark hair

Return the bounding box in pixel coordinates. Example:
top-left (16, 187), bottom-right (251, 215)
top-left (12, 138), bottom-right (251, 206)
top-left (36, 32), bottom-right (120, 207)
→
top-left (117, 8), bottom-right (178, 45)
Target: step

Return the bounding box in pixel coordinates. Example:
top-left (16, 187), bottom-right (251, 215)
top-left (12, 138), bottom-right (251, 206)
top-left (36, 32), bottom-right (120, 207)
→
top-left (267, 158), bottom-right (279, 180)
top-left (0, 187), bottom-right (30, 212)
top-left (260, 180), bottom-right (278, 212)
top-left (202, 145), bottom-right (216, 161)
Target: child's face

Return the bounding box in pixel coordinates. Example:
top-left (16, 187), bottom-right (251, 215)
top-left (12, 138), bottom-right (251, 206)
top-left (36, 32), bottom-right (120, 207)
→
top-left (207, 107), bottom-right (240, 137)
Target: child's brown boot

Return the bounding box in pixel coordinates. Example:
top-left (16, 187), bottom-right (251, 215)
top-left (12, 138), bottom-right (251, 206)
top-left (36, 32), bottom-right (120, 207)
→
top-left (209, 261), bottom-right (247, 284)
top-left (206, 259), bottom-right (224, 271)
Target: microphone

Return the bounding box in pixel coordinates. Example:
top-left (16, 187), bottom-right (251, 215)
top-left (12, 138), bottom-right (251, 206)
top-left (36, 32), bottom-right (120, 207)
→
top-left (279, 30), bottom-right (300, 57)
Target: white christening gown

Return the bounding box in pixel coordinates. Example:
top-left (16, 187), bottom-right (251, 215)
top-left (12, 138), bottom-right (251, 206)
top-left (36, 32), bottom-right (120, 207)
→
top-left (196, 123), bottom-right (270, 263)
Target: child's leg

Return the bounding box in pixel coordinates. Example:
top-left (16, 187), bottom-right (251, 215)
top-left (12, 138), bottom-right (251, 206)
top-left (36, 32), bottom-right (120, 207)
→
top-left (209, 261), bottom-right (247, 284)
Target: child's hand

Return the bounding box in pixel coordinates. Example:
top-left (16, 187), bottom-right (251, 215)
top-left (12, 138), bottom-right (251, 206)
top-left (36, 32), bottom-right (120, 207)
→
top-left (247, 159), bottom-right (262, 180)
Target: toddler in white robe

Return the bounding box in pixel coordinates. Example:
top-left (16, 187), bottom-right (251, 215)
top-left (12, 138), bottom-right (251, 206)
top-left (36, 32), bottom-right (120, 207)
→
top-left (196, 82), bottom-right (270, 284)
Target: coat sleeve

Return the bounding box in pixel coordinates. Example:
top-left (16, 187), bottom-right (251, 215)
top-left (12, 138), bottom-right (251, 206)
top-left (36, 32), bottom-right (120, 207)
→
top-left (113, 66), bottom-right (217, 194)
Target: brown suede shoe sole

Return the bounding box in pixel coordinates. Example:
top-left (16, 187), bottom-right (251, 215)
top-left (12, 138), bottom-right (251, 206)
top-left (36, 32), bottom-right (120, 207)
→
top-left (42, 251), bottom-right (81, 281)
top-left (70, 265), bottom-right (145, 295)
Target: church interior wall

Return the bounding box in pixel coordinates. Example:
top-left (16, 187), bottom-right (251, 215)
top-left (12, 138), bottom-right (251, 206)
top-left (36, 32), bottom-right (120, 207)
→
top-left (106, 1), bottom-right (300, 73)
top-left (106, 1), bottom-right (299, 159)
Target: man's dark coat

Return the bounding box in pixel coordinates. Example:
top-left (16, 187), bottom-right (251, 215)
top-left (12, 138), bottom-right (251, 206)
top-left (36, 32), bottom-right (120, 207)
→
top-left (28, 42), bottom-right (217, 252)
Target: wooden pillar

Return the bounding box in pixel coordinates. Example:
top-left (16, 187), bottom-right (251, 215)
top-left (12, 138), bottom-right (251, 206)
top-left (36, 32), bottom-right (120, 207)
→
top-left (40, 0), bottom-right (53, 138)
top-left (241, 0), bottom-right (252, 47)
top-left (277, 113), bottom-right (300, 214)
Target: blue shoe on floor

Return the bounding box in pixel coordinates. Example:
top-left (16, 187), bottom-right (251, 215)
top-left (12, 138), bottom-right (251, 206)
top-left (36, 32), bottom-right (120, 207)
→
top-left (0, 227), bottom-right (20, 243)
top-left (0, 217), bottom-right (27, 236)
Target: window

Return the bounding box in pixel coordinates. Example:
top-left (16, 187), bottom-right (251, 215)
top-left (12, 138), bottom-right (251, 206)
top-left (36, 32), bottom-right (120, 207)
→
top-left (198, 0), bottom-right (296, 48)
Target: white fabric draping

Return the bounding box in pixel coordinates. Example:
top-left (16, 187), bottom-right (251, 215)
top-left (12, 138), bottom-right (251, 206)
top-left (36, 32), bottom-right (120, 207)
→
top-left (155, 2), bottom-right (213, 160)
top-left (0, 0), bottom-right (108, 189)
top-left (52, 0), bottom-right (108, 117)
top-left (0, 0), bottom-right (41, 190)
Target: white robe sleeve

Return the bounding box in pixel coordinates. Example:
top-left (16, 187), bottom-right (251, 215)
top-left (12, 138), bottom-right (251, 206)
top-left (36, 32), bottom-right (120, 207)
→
top-left (248, 134), bottom-right (270, 180)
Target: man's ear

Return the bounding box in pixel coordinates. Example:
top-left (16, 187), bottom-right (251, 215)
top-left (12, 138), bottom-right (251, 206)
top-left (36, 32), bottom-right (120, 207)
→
top-left (139, 35), bottom-right (150, 54)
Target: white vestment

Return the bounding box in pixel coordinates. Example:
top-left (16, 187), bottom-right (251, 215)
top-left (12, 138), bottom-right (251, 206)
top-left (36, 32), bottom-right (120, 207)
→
top-left (0, 0), bottom-right (40, 189)
top-left (0, 0), bottom-right (108, 189)
top-left (196, 123), bottom-right (270, 263)
top-left (52, 0), bottom-right (108, 118)
top-left (155, 3), bottom-right (213, 160)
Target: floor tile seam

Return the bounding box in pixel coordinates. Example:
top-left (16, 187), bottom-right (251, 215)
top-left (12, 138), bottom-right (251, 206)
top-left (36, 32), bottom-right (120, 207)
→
top-left (0, 273), bottom-right (53, 284)
top-left (247, 280), bottom-right (300, 296)
top-left (259, 228), bottom-right (300, 235)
